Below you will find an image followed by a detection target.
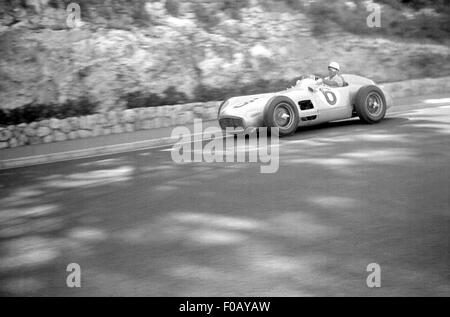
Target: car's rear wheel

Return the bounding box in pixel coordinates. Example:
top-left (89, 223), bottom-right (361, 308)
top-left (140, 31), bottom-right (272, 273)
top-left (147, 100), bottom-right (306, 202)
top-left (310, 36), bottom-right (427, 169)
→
top-left (263, 96), bottom-right (299, 136)
top-left (354, 85), bottom-right (386, 124)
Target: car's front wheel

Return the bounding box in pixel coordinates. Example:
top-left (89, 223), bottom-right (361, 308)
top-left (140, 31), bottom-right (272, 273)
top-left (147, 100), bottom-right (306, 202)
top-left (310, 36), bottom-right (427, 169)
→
top-left (263, 96), bottom-right (299, 136)
top-left (354, 85), bottom-right (387, 124)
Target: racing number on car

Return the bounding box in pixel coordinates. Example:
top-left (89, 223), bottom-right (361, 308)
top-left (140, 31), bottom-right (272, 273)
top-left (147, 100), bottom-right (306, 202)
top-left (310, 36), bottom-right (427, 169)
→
top-left (319, 88), bottom-right (337, 105)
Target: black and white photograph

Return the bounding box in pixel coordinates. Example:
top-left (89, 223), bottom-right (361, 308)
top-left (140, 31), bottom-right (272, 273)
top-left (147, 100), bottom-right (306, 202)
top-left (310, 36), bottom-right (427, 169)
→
top-left (0, 0), bottom-right (449, 301)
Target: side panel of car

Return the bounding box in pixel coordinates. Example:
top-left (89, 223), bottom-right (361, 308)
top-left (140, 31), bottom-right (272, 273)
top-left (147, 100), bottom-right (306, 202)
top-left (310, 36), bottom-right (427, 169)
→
top-left (281, 90), bottom-right (318, 127)
top-left (315, 86), bottom-right (353, 122)
top-left (286, 86), bottom-right (354, 127)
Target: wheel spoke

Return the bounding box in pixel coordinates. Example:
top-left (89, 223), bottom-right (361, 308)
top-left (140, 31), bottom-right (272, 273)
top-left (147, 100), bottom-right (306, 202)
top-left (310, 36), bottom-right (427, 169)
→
top-left (366, 93), bottom-right (383, 116)
top-left (273, 103), bottom-right (293, 128)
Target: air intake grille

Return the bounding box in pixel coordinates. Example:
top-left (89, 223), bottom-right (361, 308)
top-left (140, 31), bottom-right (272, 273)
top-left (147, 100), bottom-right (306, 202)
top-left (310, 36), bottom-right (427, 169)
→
top-left (219, 117), bottom-right (244, 129)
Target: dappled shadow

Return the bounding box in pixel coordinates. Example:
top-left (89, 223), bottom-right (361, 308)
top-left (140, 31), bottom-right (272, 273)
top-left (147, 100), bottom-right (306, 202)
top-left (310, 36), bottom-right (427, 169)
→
top-left (0, 156), bottom-right (136, 295)
top-left (0, 108), bottom-right (449, 296)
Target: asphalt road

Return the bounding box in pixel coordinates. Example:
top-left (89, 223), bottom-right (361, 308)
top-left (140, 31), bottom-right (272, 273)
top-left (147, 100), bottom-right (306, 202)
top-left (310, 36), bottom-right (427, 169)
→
top-left (0, 95), bottom-right (449, 296)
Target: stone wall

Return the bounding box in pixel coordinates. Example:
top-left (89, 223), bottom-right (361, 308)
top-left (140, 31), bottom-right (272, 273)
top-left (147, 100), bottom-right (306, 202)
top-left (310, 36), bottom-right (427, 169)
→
top-left (1, 76), bottom-right (449, 150)
top-left (0, 101), bottom-right (220, 149)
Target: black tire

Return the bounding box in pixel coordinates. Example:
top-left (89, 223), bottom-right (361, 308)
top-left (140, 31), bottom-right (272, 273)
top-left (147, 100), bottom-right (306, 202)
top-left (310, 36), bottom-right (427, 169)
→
top-left (263, 96), bottom-right (299, 137)
top-left (354, 85), bottom-right (386, 124)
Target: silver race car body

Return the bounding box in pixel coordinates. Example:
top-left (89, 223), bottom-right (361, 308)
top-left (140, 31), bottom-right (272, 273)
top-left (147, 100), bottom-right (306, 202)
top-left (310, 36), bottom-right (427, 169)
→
top-left (218, 74), bottom-right (393, 136)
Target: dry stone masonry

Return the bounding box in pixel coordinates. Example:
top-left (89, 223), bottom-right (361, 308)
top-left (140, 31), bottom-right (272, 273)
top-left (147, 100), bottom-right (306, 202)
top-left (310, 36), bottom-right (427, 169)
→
top-left (0, 101), bottom-right (220, 149)
top-left (1, 76), bottom-right (449, 150)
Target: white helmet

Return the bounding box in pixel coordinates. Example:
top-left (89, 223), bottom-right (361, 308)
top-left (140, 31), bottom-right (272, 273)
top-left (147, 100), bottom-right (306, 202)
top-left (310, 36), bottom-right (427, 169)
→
top-left (328, 61), bottom-right (340, 71)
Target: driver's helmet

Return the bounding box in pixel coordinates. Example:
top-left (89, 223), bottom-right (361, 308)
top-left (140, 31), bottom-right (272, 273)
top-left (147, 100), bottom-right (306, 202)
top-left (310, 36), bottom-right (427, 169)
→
top-left (328, 62), bottom-right (340, 71)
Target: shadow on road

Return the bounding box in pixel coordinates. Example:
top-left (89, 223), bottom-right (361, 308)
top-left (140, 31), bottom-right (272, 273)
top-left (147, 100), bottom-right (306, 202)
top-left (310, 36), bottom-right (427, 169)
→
top-left (0, 108), bottom-right (449, 296)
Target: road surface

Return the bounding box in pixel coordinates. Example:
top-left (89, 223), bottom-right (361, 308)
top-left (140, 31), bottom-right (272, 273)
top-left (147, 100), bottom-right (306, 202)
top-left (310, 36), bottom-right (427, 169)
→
top-left (0, 95), bottom-right (449, 296)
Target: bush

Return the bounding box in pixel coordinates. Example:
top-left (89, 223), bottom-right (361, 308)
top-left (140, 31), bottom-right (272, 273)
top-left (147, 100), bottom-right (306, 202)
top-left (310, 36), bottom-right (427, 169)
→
top-left (379, 0), bottom-right (449, 11)
top-left (165, 0), bottom-right (181, 17)
top-left (124, 92), bottom-right (164, 109)
top-left (124, 78), bottom-right (303, 110)
top-left (0, 97), bottom-right (97, 126)
top-left (124, 86), bottom-right (189, 109)
top-left (220, 0), bottom-right (250, 20)
top-left (305, 0), bottom-right (450, 42)
top-left (192, 78), bottom-right (300, 103)
top-left (192, 3), bottom-right (221, 30)
top-left (46, 0), bottom-right (151, 28)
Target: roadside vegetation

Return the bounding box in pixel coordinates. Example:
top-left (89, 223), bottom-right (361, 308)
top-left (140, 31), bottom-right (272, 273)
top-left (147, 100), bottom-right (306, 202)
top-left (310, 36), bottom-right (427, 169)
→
top-left (0, 0), bottom-right (448, 120)
top-left (2, 0), bottom-right (448, 42)
top-left (0, 98), bottom-right (97, 126)
top-left (306, 0), bottom-right (450, 42)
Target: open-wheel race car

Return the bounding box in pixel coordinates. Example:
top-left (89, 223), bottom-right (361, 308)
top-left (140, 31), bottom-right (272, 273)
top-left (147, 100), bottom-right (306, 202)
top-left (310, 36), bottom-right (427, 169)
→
top-left (217, 74), bottom-right (394, 136)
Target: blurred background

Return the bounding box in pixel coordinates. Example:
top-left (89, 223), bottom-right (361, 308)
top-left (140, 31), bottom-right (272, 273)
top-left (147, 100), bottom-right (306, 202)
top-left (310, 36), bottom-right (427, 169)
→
top-left (0, 0), bottom-right (449, 120)
top-left (1, 0), bottom-right (450, 297)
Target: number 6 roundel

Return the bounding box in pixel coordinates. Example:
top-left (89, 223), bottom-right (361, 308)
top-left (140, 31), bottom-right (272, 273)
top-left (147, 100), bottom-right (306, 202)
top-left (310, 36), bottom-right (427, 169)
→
top-left (319, 88), bottom-right (337, 105)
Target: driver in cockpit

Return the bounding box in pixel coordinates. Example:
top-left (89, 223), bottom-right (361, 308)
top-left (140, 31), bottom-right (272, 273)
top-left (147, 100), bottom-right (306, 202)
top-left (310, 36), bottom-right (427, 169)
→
top-left (317, 62), bottom-right (345, 87)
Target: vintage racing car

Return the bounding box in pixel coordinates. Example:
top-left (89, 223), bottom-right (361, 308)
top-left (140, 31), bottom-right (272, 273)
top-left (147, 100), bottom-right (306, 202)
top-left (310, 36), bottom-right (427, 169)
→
top-left (217, 74), bottom-right (393, 136)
